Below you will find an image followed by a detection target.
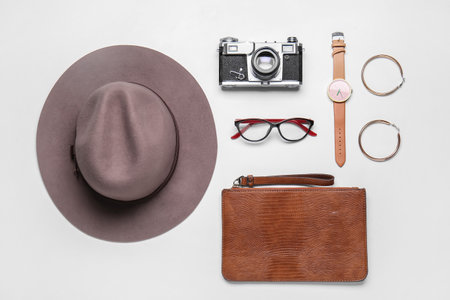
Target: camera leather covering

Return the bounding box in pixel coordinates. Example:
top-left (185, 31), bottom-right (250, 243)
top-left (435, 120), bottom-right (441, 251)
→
top-left (222, 187), bottom-right (367, 281)
top-left (219, 54), bottom-right (248, 83)
top-left (282, 54), bottom-right (302, 82)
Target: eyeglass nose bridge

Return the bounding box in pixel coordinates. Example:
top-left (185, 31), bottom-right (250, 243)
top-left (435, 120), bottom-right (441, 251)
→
top-left (256, 121), bottom-right (275, 141)
top-left (274, 123), bottom-right (284, 138)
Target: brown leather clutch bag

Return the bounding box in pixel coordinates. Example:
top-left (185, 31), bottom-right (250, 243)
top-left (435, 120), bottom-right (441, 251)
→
top-left (222, 174), bottom-right (367, 282)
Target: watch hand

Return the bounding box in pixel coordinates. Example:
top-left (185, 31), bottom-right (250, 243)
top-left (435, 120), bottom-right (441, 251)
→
top-left (337, 89), bottom-right (341, 97)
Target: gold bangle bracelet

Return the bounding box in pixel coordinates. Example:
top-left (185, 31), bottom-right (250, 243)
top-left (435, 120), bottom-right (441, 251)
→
top-left (358, 120), bottom-right (401, 162)
top-left (361, 54), bottom-right (405, 96)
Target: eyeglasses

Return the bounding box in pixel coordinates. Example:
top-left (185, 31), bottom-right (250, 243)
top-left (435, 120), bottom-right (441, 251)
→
top-left (231, 118), bottom-right (316, 142)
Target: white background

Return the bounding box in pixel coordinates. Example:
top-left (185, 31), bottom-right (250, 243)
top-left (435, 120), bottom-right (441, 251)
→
top-left (1, 0), bottom-right (449, 299)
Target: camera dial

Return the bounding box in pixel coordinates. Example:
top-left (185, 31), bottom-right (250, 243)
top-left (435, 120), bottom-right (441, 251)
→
top-left (220, 37), bottom-right (238, 43)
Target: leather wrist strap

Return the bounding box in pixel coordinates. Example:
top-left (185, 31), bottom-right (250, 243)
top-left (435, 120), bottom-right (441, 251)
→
top-left (236, 174), bottom-right (334, 187)
top-left (333, 102), bottom-right (346, 167)
top-left (332, 40), bottom-right (346, 79)
top-left (332, 38), bottom-right (347, 167)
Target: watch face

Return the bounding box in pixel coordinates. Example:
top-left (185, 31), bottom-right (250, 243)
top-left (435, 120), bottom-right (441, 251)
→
top-left (328, 79), bottom-right (352, 102)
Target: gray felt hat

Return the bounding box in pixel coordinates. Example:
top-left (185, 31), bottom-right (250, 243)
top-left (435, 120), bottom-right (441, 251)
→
top-left (36, 45), bottom-right (217, 242)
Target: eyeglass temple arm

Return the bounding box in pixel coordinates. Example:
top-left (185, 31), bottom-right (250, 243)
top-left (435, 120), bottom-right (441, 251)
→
top-left (231, 119), bottom-right (317, 139)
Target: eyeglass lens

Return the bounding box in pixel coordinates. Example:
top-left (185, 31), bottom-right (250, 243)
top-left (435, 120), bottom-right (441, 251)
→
top-left (237, 120), bottom-right (271, 141)
top-left (278, 119), bottom-right (311, 141)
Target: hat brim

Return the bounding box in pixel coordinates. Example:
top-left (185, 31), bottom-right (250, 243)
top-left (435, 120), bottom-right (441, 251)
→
top-left (36, 45), bottom-right (217, 242)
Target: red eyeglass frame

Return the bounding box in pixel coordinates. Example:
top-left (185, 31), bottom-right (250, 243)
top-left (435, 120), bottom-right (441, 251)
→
top-left (232, 118), bottom-right (316, 142)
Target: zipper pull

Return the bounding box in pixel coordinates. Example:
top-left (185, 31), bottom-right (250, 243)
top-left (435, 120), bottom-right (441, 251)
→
top-left (232, 176), bottom-right (244, 188)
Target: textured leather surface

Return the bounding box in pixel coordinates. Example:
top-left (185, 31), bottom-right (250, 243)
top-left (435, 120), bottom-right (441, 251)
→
top-left (282, 53), bottom-right (302, 82)
top-left (332, 39), bottom-right (347, 167)
top-left (219, 54), bottom-right (248, 82)
top-left (222, 187), bottom-right (367, 282)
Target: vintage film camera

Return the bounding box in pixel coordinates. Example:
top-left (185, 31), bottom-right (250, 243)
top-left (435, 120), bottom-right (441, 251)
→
top-left (218, 37), bottom-right (303, 88)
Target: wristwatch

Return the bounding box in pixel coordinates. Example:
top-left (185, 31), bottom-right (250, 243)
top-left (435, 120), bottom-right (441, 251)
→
top-left (327, 32), bottom-right (352, 167)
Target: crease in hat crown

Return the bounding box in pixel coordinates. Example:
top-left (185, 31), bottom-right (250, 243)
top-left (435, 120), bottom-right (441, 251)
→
top-left (74, 81), bottom-right (178, 201)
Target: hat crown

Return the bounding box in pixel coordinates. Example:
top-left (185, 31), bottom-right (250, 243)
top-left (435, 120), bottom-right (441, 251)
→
top-left (75, 81), bottom-right (178, 201)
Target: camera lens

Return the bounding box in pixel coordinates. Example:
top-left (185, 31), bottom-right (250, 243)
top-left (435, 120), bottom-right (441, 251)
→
top-left (256, 55), bottom-right (275, 71)
top-left (251, 48), bottom-right (280, 80)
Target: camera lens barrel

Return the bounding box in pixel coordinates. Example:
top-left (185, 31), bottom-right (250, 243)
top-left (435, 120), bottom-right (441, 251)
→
top-left (251, 47), bottom-right (280, 80)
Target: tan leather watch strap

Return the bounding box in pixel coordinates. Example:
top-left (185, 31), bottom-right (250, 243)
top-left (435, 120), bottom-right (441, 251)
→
top-left (237, 174), bottom-right (334, 187)
top-left (334, 102), bottom-right (346, 167)
top-left (332, 37), bottom-right (347, 167)
top-left (332, 40), bottom-right (346, 79)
